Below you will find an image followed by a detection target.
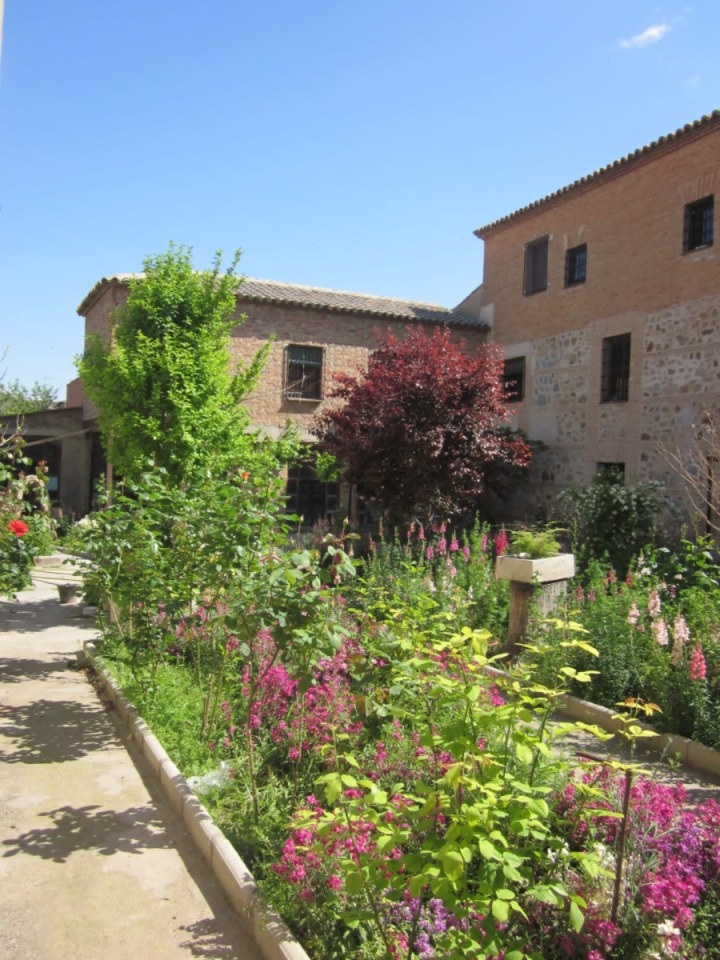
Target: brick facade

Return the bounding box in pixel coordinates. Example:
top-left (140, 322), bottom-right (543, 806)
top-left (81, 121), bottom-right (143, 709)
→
top-left (476, 111), bottom-right (720, 522)
top-left (60, 277), bottom-right (487, 516)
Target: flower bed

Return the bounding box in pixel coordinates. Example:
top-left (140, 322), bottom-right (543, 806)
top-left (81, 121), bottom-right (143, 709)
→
top-left (78, 477), bottom-right (720, 959)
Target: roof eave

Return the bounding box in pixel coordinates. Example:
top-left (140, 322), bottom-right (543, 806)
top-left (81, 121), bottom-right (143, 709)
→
top-left (474, 109), bottom-right (720, 238)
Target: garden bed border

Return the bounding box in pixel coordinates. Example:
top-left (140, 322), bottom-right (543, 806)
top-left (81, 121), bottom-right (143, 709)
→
top-left (79, 640), bottom-right (311, 960)
top-left (483, 665), bottom-right (720, 777)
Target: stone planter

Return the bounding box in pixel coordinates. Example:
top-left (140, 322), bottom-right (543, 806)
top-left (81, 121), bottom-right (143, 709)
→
top-left (496, 553), bottom-right (575, 584)
top-left (57, 583), bottom-right (80, 604)
top-left (495, 553), bottom-right (576, 656)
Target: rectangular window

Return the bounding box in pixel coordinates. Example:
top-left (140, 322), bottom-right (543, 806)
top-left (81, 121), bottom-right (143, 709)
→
top-left (286, 345), bottom-right (323, 400)
top-left (286, 462), bottom-right (339, 525)
top-left (600, 334), bottom-right (631, 403)
top-left (523, 235), bottom-right (549, 295)
top-left (684, 195), bottom-right (714, 251)
top-left (565, 244), bottom-right (587, 286)
top-left (503, 356), bottom-right (525, 402)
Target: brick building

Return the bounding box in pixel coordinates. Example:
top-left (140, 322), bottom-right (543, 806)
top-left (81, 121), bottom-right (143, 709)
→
top-left (5, 110), bottom-right (718, 525)
top-left (7, 278), bottom-right (484, 518)
top-left (476, 110), bottom-right (719, 522)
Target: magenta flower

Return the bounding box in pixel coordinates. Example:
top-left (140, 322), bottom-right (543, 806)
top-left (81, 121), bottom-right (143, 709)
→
top-left (495, 529), bottom-right (509, 556)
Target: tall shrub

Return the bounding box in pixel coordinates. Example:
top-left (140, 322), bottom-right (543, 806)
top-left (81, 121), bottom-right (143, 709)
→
top-left (313, 326), bottom-right (531, 525)
top-left (78, 244), bottom-right (272, 486)
top-left (558, 470), bottom-right (669, 576)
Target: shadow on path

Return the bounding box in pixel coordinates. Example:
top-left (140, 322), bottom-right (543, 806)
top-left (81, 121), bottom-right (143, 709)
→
top-left (179, 918), bottom-right (248, 958)
top-left (0, 698), bottom-right (117, 763)
top-left (0, 655), bottom-right (75, 683)
top-left (0, 596), bottom-right (95, 635)
top-left (1, 802), bottom-right (172, 862)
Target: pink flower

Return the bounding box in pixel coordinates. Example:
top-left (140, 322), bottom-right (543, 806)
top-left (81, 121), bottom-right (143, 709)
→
top-left (652, 618), bottom-right (669, 647)
top-left (627, 602), bottom-right (640, 626)
top-left (690, 645), bottom-right (707, 680)
top-left (671, 615), bottom-right (690, 666)
top-left (495, 530), bottom-right (509, 556)
top-left (648, 589), bottom-right (662, 618)
top-left (462, 545), bottom-right (470, 563)
top-left (449, 538), bottom-right (459, 552)
top-left (327, 874), bottom-right (343, 891)
top-left (426, 546), bottom-right (435, 561)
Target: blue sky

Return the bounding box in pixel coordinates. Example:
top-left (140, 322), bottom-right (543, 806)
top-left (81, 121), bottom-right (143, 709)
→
top-left (0, 1), bottom-right (718, 395)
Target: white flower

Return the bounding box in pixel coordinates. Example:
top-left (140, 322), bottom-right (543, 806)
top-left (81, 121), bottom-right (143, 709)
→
top-left (656, 918), bottom-right (680, 938)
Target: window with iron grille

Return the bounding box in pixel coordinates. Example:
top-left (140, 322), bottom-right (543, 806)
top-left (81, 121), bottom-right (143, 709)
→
top-left (286, 462), bottom-right (339, 525)
top-left (565, 244), bottom-right (587, 286)
top-left (684, 195), bottom-right (714, 251)
top-left (600, 334), bottom-right (630, 403)
top-left (503, 356), bottom-right (525, 402)
top-left (523, 235), bottom-right (549, 295)
top-left (286, 345), bottom-right (323, 400)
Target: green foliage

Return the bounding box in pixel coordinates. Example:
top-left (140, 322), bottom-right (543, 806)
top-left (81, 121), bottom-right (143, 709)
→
top-left (558, 471), bottom-right (670, 576)
top-left (0, 379), bottom-right (58, 415)
top-left (526, 548), bottom-right (720, 749)
top-left (85, 487), bottom-right (720, 958)
top-left (509, 526), bottom-right (562, 559)
top-left (77, 244), bottom-right (272, 485)
top-left (350, 519), bottom-right (510, 641)
top-left (0, 433), bottom-right (53, 596)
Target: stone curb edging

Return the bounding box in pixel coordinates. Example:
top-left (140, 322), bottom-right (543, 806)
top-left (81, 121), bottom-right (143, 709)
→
top-left (484, 664), bottom-right (720, 777)
top-left (79, 641), bottom-right (311, 960)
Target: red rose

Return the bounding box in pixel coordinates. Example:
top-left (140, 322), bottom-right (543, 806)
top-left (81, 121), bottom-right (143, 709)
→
top-left (8, 520), bottom-right (29, 537)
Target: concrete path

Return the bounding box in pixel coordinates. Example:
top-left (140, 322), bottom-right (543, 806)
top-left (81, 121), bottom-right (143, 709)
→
top-left (0, 572), bottom-right (263, 960)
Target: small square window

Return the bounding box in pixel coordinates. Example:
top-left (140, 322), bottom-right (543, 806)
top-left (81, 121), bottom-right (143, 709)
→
top-left (600, 334), bottom-right (630, 403)
top-left (684, 195), bottom-right (714, 251)
top-left (565, 244), bottom-right (587, 286)
top-left (286, 345), bottom-right (323, 400)
top-left (523, 236), bottom-right (549, 296)
top-left (503, 357), bottom-right (525, 402)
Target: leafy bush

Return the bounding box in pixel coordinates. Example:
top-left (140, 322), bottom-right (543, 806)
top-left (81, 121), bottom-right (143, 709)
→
top-left (509, 526), bottom-right (562, 559)
top-left (558, 471), bottom-right (669, 576)
top-left (0, 434), bottom-right (53, 596)
top-left (527, 549), bottom-right (720, 749)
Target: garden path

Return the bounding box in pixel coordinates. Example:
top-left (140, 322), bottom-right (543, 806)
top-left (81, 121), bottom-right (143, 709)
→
top-left (0, 570), bottom-right (263, 960)
top-left (552, 715), bottom-right (720, 807)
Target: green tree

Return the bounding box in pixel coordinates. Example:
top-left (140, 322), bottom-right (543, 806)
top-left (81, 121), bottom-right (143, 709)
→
top-left (78, 244), bottom-right (271, 485)
top-left (0, 379), bottom-right (58, 415)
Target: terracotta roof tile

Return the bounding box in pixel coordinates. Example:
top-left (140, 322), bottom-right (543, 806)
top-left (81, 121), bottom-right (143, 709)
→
top-left (236, 278), bottom-right (481, 326)
top-left (78, 275), bottom-right (483, 328)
